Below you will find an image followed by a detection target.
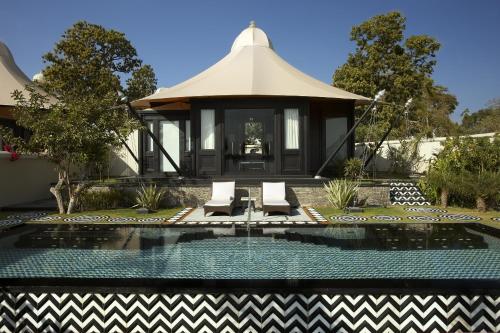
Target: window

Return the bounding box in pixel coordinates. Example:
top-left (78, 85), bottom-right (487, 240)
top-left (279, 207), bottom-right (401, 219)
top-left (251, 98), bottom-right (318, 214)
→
top-left (201, 109), bottom-right (215, 150)
top-left (145, 121), bottom-right (154, 152)
top-left (185, 120), bottom-right (191, 152)
top-left (284, 108), bottom-right (299, 149)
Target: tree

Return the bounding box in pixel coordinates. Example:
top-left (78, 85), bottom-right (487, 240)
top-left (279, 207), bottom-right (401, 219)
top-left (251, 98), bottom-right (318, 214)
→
top-left (460, 99), bottom-right (500, 134)
top-left (0, 21), bottom-right (157, 214)
top-left (333, 12), bottom-right (449, 139)
top-left (125, 64), bottom-right (158, 101)
top-left (412, 81), bottom-right (459, 137)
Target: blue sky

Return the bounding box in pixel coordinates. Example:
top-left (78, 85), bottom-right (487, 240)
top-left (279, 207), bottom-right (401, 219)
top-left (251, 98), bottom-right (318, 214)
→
top-left (1, 0), bottom-right (499, 121)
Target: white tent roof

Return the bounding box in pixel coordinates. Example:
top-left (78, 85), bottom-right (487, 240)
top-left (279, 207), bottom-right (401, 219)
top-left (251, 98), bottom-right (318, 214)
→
top-left (133, 22), bottom-right (370, 107)
top-left (0, 41), bottom-right (38, 107)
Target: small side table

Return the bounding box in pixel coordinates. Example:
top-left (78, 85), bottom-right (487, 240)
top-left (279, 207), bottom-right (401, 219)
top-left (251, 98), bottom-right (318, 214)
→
top-left (240, 196), bottom-right (257, 212)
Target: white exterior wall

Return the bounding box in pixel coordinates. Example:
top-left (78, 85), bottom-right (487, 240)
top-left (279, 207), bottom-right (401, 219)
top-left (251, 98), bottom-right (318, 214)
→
top-left (107, 130), bottom-right (139, 177)
top-left (0, 152), bottom-right (58, 207)
top-left (356, 132), bottom-right (497, 174)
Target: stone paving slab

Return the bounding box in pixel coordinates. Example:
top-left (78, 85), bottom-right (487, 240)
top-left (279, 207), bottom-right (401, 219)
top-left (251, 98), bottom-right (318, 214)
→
top-left (183, 207), bottom-right (314, 223)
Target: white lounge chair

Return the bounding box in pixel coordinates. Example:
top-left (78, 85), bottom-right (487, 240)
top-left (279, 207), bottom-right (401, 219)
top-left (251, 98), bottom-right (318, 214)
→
top-left (204, 181), bottom-right (236, 216)
top-left (262, 182), bottom-right (291, 216)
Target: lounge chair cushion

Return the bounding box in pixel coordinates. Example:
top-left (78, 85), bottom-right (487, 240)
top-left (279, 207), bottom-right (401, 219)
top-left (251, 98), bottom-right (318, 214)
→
top-left (262, 182), bottom-right (286, 201)
top-left (263, 199), bottom-right (290, 206)
top-left (211, 181), bottom-right (235, 201)
top-left (205, 199), bottom-right (233, 207)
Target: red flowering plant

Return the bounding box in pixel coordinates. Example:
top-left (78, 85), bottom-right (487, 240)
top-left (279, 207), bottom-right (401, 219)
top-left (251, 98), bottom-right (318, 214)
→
top-left (2, 143), bottom-right (20, 161)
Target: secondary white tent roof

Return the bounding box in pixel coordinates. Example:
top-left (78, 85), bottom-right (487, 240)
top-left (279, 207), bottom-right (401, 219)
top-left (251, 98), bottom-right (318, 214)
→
top-left (133, 21), bottom-right (370, 107)
top-left (0, 41), bottom-right (38, 107)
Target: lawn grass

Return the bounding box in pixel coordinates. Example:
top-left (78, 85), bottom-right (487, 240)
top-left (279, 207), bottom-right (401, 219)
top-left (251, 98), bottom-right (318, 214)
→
top-left (0, 211), bottom-right (16, 220)
top-left (24, 207), bottom-right (183, 224)
top-left (315, 205), bottom-right (500, 229)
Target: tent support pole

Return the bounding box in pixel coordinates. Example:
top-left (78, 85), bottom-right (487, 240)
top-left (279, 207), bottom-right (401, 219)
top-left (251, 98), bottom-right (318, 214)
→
top-left (363, 111), bottom-right (403, 169)
top-left (314, 98), bottom-right (378, 178)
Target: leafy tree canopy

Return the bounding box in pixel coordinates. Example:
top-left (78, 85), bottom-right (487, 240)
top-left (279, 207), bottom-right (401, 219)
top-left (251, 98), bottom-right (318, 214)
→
top-left (0, 21), bottom-right (157, 213)
top-left (333, 12), bottom-right (457, 139)
top-left (460, 99), bottom-right (500, 134)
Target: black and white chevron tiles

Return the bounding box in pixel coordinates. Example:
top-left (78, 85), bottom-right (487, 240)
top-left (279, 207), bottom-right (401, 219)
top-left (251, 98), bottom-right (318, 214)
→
top-left (0, 292), bottom-right (498, 332)
top-left (390, 182), bottom-right (431, 206)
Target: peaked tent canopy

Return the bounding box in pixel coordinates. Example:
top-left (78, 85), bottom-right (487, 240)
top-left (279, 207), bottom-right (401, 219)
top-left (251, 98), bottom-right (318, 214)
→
top-left (0, 41), bottom-right (39, 107)
top-left (133, 21), bottom-right (370, 107)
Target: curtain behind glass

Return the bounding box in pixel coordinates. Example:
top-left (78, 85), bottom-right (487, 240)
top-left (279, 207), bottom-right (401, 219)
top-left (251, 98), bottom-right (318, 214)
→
top-left (185, 120), bottom-right (191, 152)
top-left (201, 109), bottom-right (215, 150)
top-left (284, 108), bottom-right (299, 149)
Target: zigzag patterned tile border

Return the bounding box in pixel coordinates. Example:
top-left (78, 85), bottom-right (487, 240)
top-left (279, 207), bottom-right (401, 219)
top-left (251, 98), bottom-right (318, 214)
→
top-left (390, 181), bottom-right (431, 206)
top-left (0, 292), bottom-right (497, 332)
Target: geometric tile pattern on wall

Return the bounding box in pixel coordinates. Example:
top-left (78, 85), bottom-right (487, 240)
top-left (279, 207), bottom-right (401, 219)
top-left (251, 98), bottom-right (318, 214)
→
top-left (1, 292), bottom-right (498, 333)
top-left (390, 182), bottom-right (431, 206)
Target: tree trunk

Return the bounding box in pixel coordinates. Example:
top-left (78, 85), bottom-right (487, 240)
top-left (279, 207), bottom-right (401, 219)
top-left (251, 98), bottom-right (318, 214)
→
top-left (476, 196), bottom-right (487, 212)
top-left (49, 173), bottom-right (65, 214)
top-left (66, 182), bottom-right (89, 214)
top-left (440, 188), bottom-right (449, 208)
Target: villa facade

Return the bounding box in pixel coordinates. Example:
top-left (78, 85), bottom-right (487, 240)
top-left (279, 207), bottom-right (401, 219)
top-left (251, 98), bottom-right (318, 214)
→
top-left (131, 22), bottom-right (369, 178)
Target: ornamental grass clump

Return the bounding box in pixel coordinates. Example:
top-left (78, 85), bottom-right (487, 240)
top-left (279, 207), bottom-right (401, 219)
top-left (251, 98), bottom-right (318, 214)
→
top-left (134, 184), bottom-right (166, 211)
top-left (324, 179), bottom-right (359, 209)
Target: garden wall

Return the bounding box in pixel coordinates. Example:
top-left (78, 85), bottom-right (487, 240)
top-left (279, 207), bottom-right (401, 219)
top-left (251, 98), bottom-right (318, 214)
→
top-left (0, 152), bottom-right (57, 208)
top-left (90, 182), bottom-right (391, 208)
top-left (355, 132), bottom-right (497, 174)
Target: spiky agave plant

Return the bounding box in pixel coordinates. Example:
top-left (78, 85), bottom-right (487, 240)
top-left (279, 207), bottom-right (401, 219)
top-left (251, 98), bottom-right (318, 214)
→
top-left (134, 184), bottom-right (166, 211)
top-left (324, 179), bottom-right (359, 209)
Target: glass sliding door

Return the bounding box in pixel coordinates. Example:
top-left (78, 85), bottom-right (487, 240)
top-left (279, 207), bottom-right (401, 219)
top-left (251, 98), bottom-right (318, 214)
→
top-left (224, 109), bottom-right (274, 174)
top-left (324, 117), bottom-right (348, 174)
top-left (159, 120), bottom-right (180, 172)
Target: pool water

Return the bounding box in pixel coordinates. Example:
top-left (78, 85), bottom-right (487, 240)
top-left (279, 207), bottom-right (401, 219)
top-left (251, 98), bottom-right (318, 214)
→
top-left (0, 223), bottom-right (499, 280)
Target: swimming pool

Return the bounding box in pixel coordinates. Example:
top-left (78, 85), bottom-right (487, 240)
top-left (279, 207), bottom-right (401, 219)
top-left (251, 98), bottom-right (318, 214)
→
top-left (0, 223), bottom-right (498, 332)
top-left (0, 222), bottom-right (499, 283)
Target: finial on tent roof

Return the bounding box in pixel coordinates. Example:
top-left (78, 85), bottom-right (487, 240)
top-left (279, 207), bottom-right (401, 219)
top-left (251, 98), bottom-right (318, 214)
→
top-left (249, 20), bottom-right (256, 28)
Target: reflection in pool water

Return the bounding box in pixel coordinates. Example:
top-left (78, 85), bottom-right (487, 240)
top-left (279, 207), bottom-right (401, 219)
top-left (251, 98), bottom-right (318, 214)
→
top-left (0, 223), bottom-right (498, 280)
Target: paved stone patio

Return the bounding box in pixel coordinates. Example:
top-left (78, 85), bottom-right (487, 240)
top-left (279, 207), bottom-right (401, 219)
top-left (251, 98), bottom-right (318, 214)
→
top-left (182, 207), bottom-right (315, 223)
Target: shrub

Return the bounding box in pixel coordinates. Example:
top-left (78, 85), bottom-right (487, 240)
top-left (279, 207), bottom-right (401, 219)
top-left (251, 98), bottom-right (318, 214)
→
top-left (134, 184), bottom-right (166, 211)
top-left (424, 135), bottom-right (499, 209)
top-left (78, 188), bottom-right (133, 211)
top-left (417, 177), bottom-right (438, 205)
top-left (386, 138), bottom-right (422, 177)
top-left (324, 179), bottom-right (359, 209)
top-left (463, 171), bottom-right (500, 211)
top-left (344, 158), bottom-right (365, 180)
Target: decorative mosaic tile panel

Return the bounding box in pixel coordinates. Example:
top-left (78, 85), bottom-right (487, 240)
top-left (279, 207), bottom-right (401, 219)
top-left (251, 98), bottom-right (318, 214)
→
top-left (329, 215), bottom-right (368, 222)
top-left (0, 219), bottom-right (24, 230)
top-left (390, 182), bottom-right (431, 206)
top-left (0, 292), bottom-right (497, 333)
top-left (439, 214), bottom-right (482, 221)
top-left (305, 207), bottom-right (329, 223)
top-left (371, 215), bottom-right (403, 221)
top-left (407, 215), bottom-right (441, 222)
top-left (405, 207), bottom-right (448, 213)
